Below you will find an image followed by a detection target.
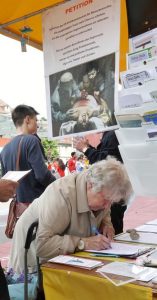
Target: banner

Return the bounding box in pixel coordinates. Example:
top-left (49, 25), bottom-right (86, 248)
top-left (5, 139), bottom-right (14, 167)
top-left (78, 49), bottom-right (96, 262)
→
top-left (43, 0), bottom-right (120, 137)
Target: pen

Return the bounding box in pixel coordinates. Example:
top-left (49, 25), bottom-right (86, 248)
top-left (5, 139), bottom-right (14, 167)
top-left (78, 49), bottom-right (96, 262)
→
top-left (90, 253), bottom-right (119, 258)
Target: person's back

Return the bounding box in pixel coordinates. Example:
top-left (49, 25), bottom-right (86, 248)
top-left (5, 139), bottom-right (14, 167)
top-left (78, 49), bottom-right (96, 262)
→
top-left (74, 130), bottom-right (126, 235)
top-left (0, 105), bottom-right (55, 203)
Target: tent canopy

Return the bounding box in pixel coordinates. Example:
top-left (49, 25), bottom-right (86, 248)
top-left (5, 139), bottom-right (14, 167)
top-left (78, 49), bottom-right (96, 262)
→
top-left (0, 0), bottom-right (67, 49)
top-left (1, 0), bottom-right (157, 69)
top-left (0, 0), bottom-right (128, 70)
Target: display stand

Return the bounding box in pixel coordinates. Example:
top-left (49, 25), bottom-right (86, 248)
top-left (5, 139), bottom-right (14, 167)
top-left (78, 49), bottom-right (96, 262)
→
top-left (115, 28), bottom-right (157, 197)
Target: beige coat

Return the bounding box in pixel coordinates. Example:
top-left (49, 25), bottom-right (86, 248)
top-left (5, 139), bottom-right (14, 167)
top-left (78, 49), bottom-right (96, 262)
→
top-left (9, 172), bottom-right (111, 273)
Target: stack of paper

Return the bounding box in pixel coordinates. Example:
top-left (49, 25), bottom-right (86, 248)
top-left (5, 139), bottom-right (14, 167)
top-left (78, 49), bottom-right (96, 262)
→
top-left (48, 255), bottom-right (103, 270)
top-left (86, 242), bottom-right (153, 258)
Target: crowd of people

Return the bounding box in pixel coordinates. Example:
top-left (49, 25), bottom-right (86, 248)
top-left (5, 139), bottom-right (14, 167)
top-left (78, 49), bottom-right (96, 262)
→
top-left (0, 104), bottom-right (133, 299)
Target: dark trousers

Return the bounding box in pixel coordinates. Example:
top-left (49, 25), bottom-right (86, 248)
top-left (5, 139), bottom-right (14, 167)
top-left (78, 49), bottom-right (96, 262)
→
top-left (111, 203), bottom-right (127, 235)
top-left (0, 263), bottom-right (10, 300)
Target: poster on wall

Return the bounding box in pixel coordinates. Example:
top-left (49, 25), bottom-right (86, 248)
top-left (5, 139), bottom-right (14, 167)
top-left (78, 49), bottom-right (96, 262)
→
top-left (43, 0), bottom-right (120, 138)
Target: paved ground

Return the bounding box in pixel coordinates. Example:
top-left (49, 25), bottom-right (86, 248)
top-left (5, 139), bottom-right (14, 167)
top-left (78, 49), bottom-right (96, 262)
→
top-left (1, 196), bottom-right (157, 267)
top-left (124, 196), bottom-right (157, 230)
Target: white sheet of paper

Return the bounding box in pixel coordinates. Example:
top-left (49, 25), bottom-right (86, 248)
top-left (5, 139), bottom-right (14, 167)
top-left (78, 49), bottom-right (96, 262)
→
top-left (2, 170), bottom-right (31, 182)
top-left (136, 224), bottom-right (157, 233)
top-left (86, 242), bottom-right (150, 256)
top-left (115, 232), bottom-right (157, 245)
top-left (97, 262), bottom-right (157, 282)
top-left (146, 219), bottom-right (157, 225)
top-left (48, 255), bottom-right (103, 269)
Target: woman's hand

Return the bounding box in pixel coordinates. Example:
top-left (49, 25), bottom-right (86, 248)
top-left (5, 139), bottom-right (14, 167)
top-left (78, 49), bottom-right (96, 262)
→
top-left (102, 225), bottom-right (115, 241)
top-left (82, 234), bottom-right (111, 250)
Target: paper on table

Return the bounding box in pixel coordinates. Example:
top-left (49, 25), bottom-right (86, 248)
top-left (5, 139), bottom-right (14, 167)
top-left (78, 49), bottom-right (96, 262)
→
top-left (136, 224), bottom-right (157, 233)
top-left (146, 219), bottom-right (157, 225)
top-left (48, 255), bottom-right (103, 270)
top-left (2, 170), bottom-right (31, 182)
top-left (115, 232), bottom-right (157, 245)
top-left (97, 261), bottom-right (157, 282)
top-left (85, 242), bottom-right (151, 257)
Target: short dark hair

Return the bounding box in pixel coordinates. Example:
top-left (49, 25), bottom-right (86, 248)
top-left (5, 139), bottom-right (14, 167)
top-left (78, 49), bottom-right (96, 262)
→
top-left (71, 152), bottom-right (76, 157)
top-left (12, 105), bottom-right (39, 127)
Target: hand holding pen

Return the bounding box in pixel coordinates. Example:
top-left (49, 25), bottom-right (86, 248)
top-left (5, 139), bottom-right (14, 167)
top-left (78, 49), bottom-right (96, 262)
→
top-left (82, 234), bottom-right (111, 251)
top-left (82, 226), bottom-right (111, 250)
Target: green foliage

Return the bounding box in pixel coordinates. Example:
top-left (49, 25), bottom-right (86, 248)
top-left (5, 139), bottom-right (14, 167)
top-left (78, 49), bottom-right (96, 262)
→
top-left (41, 138), bottom-right (59, 161)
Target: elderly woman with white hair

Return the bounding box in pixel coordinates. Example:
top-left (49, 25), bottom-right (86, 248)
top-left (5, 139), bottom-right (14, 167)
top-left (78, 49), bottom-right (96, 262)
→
top-left (9, 157), bottom-right (132, 274)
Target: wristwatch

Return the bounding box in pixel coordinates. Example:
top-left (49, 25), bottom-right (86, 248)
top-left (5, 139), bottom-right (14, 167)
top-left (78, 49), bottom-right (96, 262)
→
top-left (77, 239), bottom-right (85, 251)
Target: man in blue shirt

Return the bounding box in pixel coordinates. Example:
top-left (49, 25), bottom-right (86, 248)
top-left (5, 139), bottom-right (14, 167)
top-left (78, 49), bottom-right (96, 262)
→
top-left (0, 105), bottom-right (55, 203)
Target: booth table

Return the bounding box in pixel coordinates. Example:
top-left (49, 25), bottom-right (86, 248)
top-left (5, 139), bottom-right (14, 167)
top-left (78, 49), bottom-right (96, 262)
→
top-left (41, 254), bottom-right (157, 300)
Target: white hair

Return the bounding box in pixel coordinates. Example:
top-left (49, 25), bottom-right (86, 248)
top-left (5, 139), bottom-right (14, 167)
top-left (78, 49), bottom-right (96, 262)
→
top-left (86, 156), bottom-right (132, 203)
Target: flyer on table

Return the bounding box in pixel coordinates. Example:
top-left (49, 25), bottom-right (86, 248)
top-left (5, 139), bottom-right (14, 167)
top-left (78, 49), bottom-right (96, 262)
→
top-left (43, 0), bottom-right (120, 138)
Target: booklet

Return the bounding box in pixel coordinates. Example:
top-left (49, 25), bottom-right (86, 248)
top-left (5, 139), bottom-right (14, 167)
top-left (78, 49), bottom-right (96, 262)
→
top-left (85, 242), bottom-right (153, 258)
top-left (1, 170), bottom-right (31, 182)
top-left (48, 255), bottom-right (103, 270)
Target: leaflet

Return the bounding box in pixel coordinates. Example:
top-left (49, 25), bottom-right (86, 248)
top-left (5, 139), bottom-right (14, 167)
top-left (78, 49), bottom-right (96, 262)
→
top-left (48, 255), bottom-right (103, 270)
top-left (2, 170), bottom-right (31, 182)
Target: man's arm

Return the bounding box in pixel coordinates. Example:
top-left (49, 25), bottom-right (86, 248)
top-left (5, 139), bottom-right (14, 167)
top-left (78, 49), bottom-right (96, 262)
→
top-left (74, 137), bottom-right (109, 164)
top-left (36, 184), bottom-right (80, 259)
top-left (74, 131), bottom-right (122, 164)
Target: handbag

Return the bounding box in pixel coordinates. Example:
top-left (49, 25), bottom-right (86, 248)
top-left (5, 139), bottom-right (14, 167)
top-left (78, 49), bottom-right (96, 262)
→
top-left (5, 196), bottom-right (30, 239)
top-left (5, 137), bottom-right (30, 239)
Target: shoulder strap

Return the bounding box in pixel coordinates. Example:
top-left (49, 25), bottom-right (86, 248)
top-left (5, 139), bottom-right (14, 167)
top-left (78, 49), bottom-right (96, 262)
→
top-left (16, 137), bottom-right (24, 171)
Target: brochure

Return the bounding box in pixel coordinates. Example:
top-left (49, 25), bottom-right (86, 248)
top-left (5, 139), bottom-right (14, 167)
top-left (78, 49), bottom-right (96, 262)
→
top-left (48, 255), bottom-right (103, 270)
top-left (2, 170), bottom-right (31, 182)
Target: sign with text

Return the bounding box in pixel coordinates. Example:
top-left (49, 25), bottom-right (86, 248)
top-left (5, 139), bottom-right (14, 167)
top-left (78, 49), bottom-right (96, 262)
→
top-left (43, 0), bottom-right (120, 137)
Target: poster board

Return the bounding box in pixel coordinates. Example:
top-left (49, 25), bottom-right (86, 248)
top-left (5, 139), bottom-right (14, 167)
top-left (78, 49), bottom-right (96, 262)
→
top-left (43, 0), bottom-right (120, 138)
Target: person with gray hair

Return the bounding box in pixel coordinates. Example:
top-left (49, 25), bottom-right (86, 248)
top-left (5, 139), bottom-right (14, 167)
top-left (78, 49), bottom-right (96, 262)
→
top-left (9, 157), bottom-right (132, 274)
